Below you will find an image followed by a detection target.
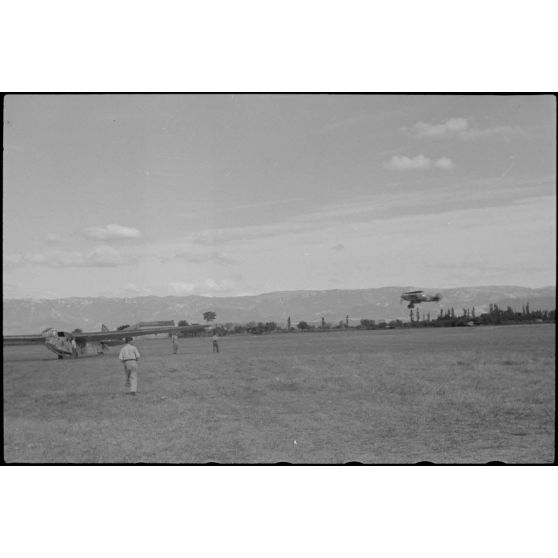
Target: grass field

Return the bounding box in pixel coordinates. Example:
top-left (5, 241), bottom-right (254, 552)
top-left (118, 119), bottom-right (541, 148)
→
top-left (3, 324), bottom-right (555, 463)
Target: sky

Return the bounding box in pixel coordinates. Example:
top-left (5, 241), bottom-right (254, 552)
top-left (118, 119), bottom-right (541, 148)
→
top-left (3, 94), bottom-right (556, 299)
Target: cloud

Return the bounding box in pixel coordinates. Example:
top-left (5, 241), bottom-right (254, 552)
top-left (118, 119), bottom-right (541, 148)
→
top-left (202, 278), bottom-right (235, 294)
top-left (217, 197), bottom-right (306, 213)
top-left (120, 283), bottom-right (154, 295)
top-left (191, 222), bottom-right (310, 246)
top-left (168, 278), bottom-right (235, 296)
top-left (191, 230), bottom-right (231, 246)
top-left (331, 244), bottom-right (345, 252)
top-left (385, 155), bottom-right (454, 170)
top-left (46, 233), bottom-right (62, 243)
top-left (434, 157), bottom-right (454, 169)
top-left (83, 224), bottom-right (142, 241)
top-left (407, 118), bottom-right (519, 140)
top-left (458, 125), bottom-right (519, 140)
top-left (4, 245), bottom-right (132, 269)
top-left (168, 176), bottom-right (551, 264)
top-left (300, 176), bottom-right (554, 227)
top-left (410, 118), bottom-right (469, 138)
top-left (91, 246), bottom-right (133, 266)
top-left (166, 251), bottom-right (239, 265)
top-left (168, 282), bottom-right (197, 295)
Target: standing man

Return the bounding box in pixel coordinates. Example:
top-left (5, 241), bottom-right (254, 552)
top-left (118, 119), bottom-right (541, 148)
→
top-left (70, 336), bottom-right (79, 358)
top-left (118, 337), bottom-right (140, 395)
top-left (212, 331), bottom-right (219, 353)
top-left (171, 332), bottom-right (178, 354)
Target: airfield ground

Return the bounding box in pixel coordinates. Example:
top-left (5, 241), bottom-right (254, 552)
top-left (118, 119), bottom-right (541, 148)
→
top-left (3, 324), bottom-right (555, 463)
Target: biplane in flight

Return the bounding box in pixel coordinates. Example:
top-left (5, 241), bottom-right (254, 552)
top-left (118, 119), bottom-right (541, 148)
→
top-left (3, 323), bottom-right (210, 359)
top-left (400, 290), bottom-right (442, 309)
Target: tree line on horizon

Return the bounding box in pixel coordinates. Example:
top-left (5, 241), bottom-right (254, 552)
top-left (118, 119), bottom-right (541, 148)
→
top-left (360, 302), bottom-right (556, 330)
top-left (216, 303), bottom-right (554, 334)
top-left (110, 303), bottom-right (555, 337)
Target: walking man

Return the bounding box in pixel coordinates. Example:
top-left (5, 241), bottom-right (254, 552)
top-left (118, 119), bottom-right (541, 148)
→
top-left (212, 331), bottom-right (219, 353)
top-left (118, 337), bottom-right (140, 395)
top-left (171, 333), bottom-right (178, 354)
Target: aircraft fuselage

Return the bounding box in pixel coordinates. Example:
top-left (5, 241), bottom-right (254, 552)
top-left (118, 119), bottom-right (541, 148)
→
top-left (45, 331), bottom-right (109, 358)
top-left (400, 291), bottom-right (442, 309)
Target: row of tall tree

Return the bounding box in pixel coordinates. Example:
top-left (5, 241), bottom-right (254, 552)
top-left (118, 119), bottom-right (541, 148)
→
top-left (360, 303), bottom-right (555, 329)
top-left (129, 303), bottom-right (555, 337)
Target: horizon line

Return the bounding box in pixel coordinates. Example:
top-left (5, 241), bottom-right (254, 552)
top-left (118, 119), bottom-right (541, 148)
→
top-left (3, 284), bottom-right (555, 302)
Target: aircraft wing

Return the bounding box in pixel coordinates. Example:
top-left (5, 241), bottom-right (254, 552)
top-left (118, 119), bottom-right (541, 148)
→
top-left (73, 324), bottom-right (210, 343)
top-left (3, 334), bottom-right (47, 346)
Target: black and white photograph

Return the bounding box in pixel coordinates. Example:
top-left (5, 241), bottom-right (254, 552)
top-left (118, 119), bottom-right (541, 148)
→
top-left (3, 93), bottom-right (555, 464)
top-left (2, 2), bottom-right (557, 556)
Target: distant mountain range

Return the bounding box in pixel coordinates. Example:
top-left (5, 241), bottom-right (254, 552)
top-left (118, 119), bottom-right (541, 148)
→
top-left (2, 286), bottom-right (555, 334)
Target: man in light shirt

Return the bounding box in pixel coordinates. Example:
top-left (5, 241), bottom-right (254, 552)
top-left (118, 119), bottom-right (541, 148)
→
top-left (171, 333), bottom-right (178, 354)
top-left (70, 337), bottom-right (78, 358)
top-left (118, 337), bottom-right (141, 395)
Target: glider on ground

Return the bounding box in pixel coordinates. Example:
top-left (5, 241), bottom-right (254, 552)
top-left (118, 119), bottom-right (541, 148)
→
top-left (3, 323), bottom-right (210, 359)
